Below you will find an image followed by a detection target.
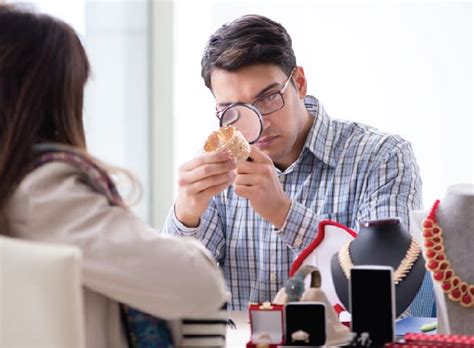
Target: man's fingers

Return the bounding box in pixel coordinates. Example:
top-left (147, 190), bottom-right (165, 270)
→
top-left (198, 179), bottom-right (235, 200)
top-left (180, 150), bottom-right (234, 172)
top-left (233, 173), bottom-right (261, 187)
top-left (247, 145), bottom-right (272, 164)
top-left (179, 159), bottom-right (236, 186)
top-left (236, 159), bottom-right (275, 177)
top-left (186, 171), bottom-right (235, 195)
top-left (233, 184), bottom-right (252, 199)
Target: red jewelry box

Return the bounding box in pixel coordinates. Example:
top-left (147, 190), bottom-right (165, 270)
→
top-left (246, 302), bottom-right (285, 348)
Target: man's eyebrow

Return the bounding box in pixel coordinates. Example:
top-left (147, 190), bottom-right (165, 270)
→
top-left (216, 82), bottom-right (280, 108)
top-left (253, 82), bottom-right (280, 100)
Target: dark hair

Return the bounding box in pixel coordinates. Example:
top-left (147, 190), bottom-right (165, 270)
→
top-left (201, 14), bottom-right (296, 89)
top-left (0, 4), bottom-right (90, 212)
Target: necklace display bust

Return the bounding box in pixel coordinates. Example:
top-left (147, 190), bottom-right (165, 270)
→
top-left (410, 184), bottom-right (474, 335)
top-left (331, 218), bottom-right (425, 317)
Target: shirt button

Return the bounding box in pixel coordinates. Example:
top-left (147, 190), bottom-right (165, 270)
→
top-left (294, 237), bottom-right (303, 247)
top-left (279, 175), bottom-right (285, 183)
top-left (270, 273), bottom-right (277, 283)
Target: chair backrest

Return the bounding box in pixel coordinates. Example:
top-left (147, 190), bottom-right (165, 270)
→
top-left (0, 236), bottom-right (85, 348)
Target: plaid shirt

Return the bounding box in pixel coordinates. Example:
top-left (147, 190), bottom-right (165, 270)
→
top-left (164, 96), bottom-right (434, 315)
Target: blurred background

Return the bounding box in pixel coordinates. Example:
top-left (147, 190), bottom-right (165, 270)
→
top-left (6, 0), bottom-right (473, 227)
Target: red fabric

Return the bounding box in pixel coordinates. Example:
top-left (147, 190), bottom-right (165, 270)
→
top-left (289, 220), bottom-right (357, 276)
top-left (404, 333), bottom-right (474, 345)
top-left (246, 343), bottom-right (280, 348)
top-left (385, 343), bottom-right (469, 347)
top-left (333, 303), bottom-right (345, 314)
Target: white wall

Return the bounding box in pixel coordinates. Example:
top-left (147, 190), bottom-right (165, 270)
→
top-left (10, 1), bottom-right (473, 223)
top-left (17, 0), bottom-right (152, 222)
top-left (83, 1), bottom-right (151, 222)
top-left (173, 1), bottom-right (473, 208)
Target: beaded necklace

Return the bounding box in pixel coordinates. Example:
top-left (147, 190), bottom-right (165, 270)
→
top-left (422, 200), bottom-right (473, 307)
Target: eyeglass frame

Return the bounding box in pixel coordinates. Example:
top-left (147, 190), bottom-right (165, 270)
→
top-left (215, 67), bottom-right (297, 144)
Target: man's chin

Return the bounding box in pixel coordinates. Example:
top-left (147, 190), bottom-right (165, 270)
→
top-left (260, 148), bottom-right (281, 164)
top-left (255, 138), bottom-right (285, 163)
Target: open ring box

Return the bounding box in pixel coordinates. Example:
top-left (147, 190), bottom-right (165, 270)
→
top-left (246, 302), bottom-right (285, 348)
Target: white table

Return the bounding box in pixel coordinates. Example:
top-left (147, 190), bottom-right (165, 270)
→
top-left (226, 311), bottom-right (250, 347)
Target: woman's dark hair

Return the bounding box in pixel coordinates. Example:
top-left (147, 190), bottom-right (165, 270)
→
top-left (0, 4), bottom-right (90, 212)
top-left (201, 14), bottom-right (297, 90)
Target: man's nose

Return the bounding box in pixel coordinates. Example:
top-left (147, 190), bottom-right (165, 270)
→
top-left (262, 117), bottom-right (271, 130)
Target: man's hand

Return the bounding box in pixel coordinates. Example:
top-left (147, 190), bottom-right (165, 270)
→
top-left (175, 151), bottom-right (236, 227)
top-left (234, 146), bottom-right (291, 228)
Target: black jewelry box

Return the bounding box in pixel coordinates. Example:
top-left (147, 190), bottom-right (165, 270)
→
top-left (284, 302), bottom-right (326, 346)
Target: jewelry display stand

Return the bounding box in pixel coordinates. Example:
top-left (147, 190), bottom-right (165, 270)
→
top-left (410, 184), bottom-right (474, 335)
top-left (273, 265), bottom-right (352, 346)
top-left (330, 218), bottom-right (426, 316)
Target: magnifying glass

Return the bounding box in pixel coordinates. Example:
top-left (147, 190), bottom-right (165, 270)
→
top-left (218, 102), bottom-right (263, 144)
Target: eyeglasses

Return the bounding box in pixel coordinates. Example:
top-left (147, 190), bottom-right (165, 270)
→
top-left (215, 68), bottom-right (296, 144)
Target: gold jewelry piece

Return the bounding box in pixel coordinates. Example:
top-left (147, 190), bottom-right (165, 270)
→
top-left (338, 238), bottom-right (421, 285)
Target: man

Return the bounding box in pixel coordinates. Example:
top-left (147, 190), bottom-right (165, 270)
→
top-left (164, 15), bottom-right (433, 314)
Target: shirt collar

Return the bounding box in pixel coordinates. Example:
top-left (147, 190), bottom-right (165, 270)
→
top-left (303, 95), bottom-right (337, 167)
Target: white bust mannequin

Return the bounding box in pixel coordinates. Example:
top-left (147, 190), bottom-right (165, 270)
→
top-left (410, 184), bottom-right (474, 335)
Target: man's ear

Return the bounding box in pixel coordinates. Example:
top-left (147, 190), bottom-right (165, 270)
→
top-left (293, 66), bottom-right (307, 99)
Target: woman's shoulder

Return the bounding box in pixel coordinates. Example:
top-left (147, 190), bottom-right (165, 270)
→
top-left (13, 162), bottom-right (83, 201)
top-left (25, 161), bottom-right (80, 185)
top-left (6, 162), bottom-right (105, 231)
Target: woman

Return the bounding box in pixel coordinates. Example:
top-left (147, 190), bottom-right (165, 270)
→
top-left (0, 5), bottom-right (227, 347)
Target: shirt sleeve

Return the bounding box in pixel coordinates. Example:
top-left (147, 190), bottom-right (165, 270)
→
top-left (273, 139), bottom-right (422, 252)
top-left (7, 163), bottom-right (229, 320)
top-left (356, 140), bottom-right (422, 230)
top-left (271, 199), bottom-right (334, 253)
top-left (162, 198), bottom-right (226, 265)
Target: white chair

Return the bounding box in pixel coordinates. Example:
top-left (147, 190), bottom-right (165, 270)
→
top-left (0, 236), bottom-right (85, 348)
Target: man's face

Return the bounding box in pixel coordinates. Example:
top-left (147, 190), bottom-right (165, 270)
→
top-left (211, 64), bottom-right (309, 169)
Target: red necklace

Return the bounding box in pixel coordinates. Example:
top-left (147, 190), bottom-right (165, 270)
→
top-left (422, 200), bottom-right (474, 308)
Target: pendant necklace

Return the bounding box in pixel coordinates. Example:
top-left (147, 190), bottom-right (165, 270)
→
top-left (338, 237), bottom-right (421, 285)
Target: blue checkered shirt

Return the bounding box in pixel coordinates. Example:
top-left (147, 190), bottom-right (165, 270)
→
top-left (164, 96), bottom-right (434, 316)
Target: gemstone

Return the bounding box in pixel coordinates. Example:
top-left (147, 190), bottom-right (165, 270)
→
top-left (460, 283), bottom-right (468, 293)
top-left (425, 241), bottom-right (434, 248)
top-left (451, 288), bottom-right (461, 299)
top-left (436, 254), bottom-right (445, 261)
top-left (427, 260), bottom-right (439, 270)
top-left (432, 227), bottom-right (441, 234)
top-left (445, 270), bottom-right (453, 279)
top-left (461, 295), bottom-right (471, 305)
top-left (452, 278), bottom-right (460, 287)
top-left (442, 281), bottom-right (452, 291)
top-left (439, 262), bottom-right (448, 270)
top-left (433, 245), bottom-right (443, 251)
top-left (426, 250), bottom-right (436, 258)
top-left (432, 237), bottom-right (441, 243)
top-left (423, 230), bottom-right (433, 238)
top-left (423, 220), bottom-right (433, 228)
top-left (434, 271), bottom-right (444, 281)
top-left (470, 286), bottom-right (474, 295)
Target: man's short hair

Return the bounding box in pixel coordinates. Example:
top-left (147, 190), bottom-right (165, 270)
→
top-left (201, 14), bottom-right (297, 90)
